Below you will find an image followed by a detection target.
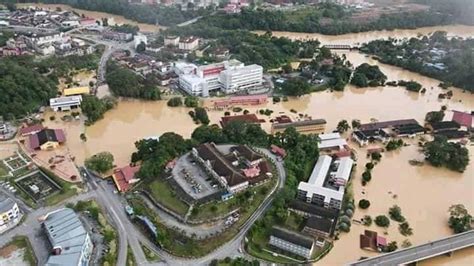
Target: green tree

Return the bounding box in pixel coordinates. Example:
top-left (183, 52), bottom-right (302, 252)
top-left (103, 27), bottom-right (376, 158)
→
top-left (358, 199), bottom-right (370, 209)
top-left (375, 215), bottom-right (390, 227)
top-left (167, 97), bottom-right (183, 107)
top-left (336, 119), bottom-right (350, 133)
top-left (399, 222), bottom-right (413, 236)
top-left (362, 171), bottom-right (372, 182)
top-left (448, 204), bottom-right (472, 233)
top-left (281, 78), bottom-right (311, 96)
top-left (194, 107), bottom-right (210, 124)
top-left (85, 152), bottom-right (115, 174)
top-left (136, 41), bottom-right (146, 52)
top-left (424, 136), bottom-right (469, 172)
top-left (351, 119), bottom-right (361, 129)
top-left (184, 96), bottom-right (199, 107)
top-left (389, 205), bottom-right (405, 222)
top-left (191, 125), bottom-right (228, 144)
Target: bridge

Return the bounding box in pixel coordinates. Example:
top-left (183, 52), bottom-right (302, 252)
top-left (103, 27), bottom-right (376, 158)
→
top-left (350, 230), bottom-right (474, 266)
top-left (323, 44), bottom-right (358, 50)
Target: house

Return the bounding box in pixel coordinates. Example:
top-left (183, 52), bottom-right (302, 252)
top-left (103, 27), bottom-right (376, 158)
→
top-left (271, 119), bottom-right (327, 135)
top-left (50, 96), bottom-right (82, 112)
top-left (19, 124), bottom-right (44, 137)
top-left (220, 114), bottom-right (264, 128)
top-left (360, 230), bottom-right (387, 252)
top-left (112, 165), bottom-right (140, 192)
top-left (29, 128), bottom-right (66, 150)
top-left (63, 86), bottom-right (90, 97)
top-left (179, 36), bottom-right (199, 51)
top-left (297, 155), bottom-right (354, 210)
top-left (352, 129), bottom-right (390, 147)
top-left (302, 216), bottom-right (335, 238)
top-left (0, 197), bottom-right (21, 234)
top-left (451, 111), bottom-right (473, 130)
top-left (269, 227), bottom-right (315, 259)
top-left (427, 121), bottom-right (460, 133)
top-left (164, 35), bottom-right (180, 47)
top-left (359, 119), bottom-right (419, 131)
top-left (42, 208), bottom-right (93, 266)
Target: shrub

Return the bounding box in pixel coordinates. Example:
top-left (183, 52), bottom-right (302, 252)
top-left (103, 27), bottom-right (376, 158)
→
top-left (358, 199), bottom-right (370, 209)
top-left (399, 222), bottom-right (413, 236)
top-left (232, 107), bottom-right (242, 112)
top-left (167, 97), bottom-right (183, 107)
top-left (389, 205), bottom-right (405, 222)
top-left (363, 215), bottom-right (372, 226)
top-left (371, 152), bottom-right (382, 161)
top-left (362, 171), bottom-right (372, 182)
top-left (375, 215), bottom-right (390, 227)
top-left (365, 162), bottom-right (374, 170)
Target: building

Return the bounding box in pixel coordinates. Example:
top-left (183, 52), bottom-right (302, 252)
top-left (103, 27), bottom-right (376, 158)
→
top-left (271, 119), bottom-right (327, 135)
top-left (192, 143), bottom-right (271, 193)
top-left (220, 114), bottom-right (264, 127)
top-left (19, 124), bottom-right (44, 137)
top-left (359, 119), bottom-right (419, 131)
top-left (29, 128), bottom-right (66, 150)
top-left (269, 227), bottom-right (315, 259)
top-left (102, 31), bottom-right (133, 42)
top-left (270, 144), bottom-right (287, 158)
top-left (112, 165), bottom-right (140, 192)
top-left (302, 216), bottom-right (335, 238)
top-left (179, 36), bottom-right (199, 51)
top-left (179, 74), bottom-right (206, 96)
top-left (318, 133), bottom-right (349, 152)
top-left (427, 121), bottom-right (461, 133)
top-left (451, 111), bottom-right (473, 130)
top-left (63, 86), bottom-right (90, 97)
top-left (288, 200), bottom-right (338, 219)
top-left (352, 129), bottom-right (390, 147)
top-left (0, 197), bottom-right (21, 234)
top-left (134, 34), bottom-right (148, 49)
top-left (213, 95), bottom-right (268, 109)
top-left (42, 208), bottom-right (93, 266)
top-left (219, 64), bottom-right (263, 94)
top-left (164, 35), bottom-right (180, 46)
top-left (50, 95), bottom-right (82, 112)
top-left (360, 230), bottom-right (387, 252)
top-left (297, 155), bottom-right (354, 210)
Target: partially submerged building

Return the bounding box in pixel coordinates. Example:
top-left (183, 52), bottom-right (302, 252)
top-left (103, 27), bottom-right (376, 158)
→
top-left (43, 208), bottom-right (93, 266)
top-left (297, 155), bottom-right (353, 210)
top-left (271, 119), bottom-right (327, 135)
top-left (29, 128), bottom-right (66, 150)
top-left (50, 95), bottom-right (82, 112)
top-left (360, 230), bottom-right (387, 252)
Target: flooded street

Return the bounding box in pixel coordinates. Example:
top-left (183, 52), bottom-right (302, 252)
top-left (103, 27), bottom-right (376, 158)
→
top-left (18, 3), bottom-right (162, 32)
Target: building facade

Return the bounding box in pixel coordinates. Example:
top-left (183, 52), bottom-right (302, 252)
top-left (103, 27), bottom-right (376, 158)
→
top-left (0, 197), bottom-right (21, 234)
top-left (271, 119), bottom-right (327, 135)
top-left (269, 227), bottom-right (315, 259)
top-left (50, 95), bottom-right (82, 112)
top-left (219, 64), bottom-right (263, 94)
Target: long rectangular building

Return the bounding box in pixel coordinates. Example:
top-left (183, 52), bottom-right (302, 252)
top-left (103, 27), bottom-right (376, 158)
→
top-left (43, 208), bottom-right (93, 266)
top-left (269, 226), bottom-right (315, 259)
top-left (297, 155), bottom-right (353, 210)
top-left (271, 119), bottom-right (327, 135)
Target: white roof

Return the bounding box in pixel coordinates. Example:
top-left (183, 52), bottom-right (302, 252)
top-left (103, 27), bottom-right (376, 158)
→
top-left (180, 74), bottom-right (204, 85)
top-left (298, 155), bottom-right (354, 204)
top-left (50, 95), bottom-right (82, 105)
top-left (318, 133), bottom-right (347, 150)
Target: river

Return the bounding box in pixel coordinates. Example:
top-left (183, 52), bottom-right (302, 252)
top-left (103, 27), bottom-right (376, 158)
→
top-left (29, 10), bottom-right (474, 264)
top-left (18, 3), bottom-right (162, 32)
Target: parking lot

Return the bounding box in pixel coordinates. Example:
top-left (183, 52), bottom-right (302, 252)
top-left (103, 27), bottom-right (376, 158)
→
top-left (171, 153), bottom-right (220, 200)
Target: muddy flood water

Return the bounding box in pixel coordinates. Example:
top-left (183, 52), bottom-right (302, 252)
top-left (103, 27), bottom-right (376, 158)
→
top-left (18, 3), bottom-right (162, 32)
top-left (32, 20), bottom-right (474, 264)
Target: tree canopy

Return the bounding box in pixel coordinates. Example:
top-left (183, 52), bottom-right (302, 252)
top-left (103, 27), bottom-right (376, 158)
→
top-left (424, 136), bottom-right (469, 172)
top-left (85, 152), bottom-right (115, 174)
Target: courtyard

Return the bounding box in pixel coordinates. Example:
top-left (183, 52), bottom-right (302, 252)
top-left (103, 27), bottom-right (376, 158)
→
top-left (14, 170), bottom-right (61, 203)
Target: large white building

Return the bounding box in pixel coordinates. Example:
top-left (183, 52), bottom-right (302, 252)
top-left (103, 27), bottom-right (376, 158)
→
top-left (178, 36), bottom-right (199, 51)
top-left (43, 208), bottom-right (93, 266)
top-left (50, 96), bottom-right (82, 112)
top-left (297, 155), bottom-right (353, 210)
top-left (178, 60), bottom-right (263, 96)
top-left (0, 197), bottom-right (21, 234)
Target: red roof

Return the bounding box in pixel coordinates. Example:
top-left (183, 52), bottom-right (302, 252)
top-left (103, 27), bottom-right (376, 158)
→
top-left (19, 124), bottom-right (44, 136)
top-left (220, 114), bottom-right (264, 127)
top-left (452, 111), bottom-right (473, 128)
top-left (114, 165), bottom-right (140, 192)
top-left (335, 149), bottom-right (351, 158)
top-left (376, 236), bottom-right (387, 247)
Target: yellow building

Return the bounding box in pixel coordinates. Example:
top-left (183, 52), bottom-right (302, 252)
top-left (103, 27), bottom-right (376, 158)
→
top-left (63, 86), bottom-right (90, 96)
top-left (0, 197), bottom-right (21, 233)
top-left (271, 119), bottom-right (327, 135)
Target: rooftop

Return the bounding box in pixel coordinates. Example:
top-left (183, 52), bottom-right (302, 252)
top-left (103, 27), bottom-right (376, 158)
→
top-left (220, 114), bottom-right (264, 127)
top-left (360, 119), bottom-right (419, 131)
top-left (272, 119), bottom-right (327, 130)
top-left (271, 226), bottom-right (314, 249)
top-left (318, 132), bottom-right (348, 150)
top-left (451, 111), bottom-right (473, 128)
top-left (288, 200), bottom-right (338, 219)
top-left (113, 165), bottom-right (140, 192)
top-left (29, 128), bottom-right (66, 149)
top-left (0, 197), bottom-right (17, 213)
top-left (305, 216), bottom-right (335, 235)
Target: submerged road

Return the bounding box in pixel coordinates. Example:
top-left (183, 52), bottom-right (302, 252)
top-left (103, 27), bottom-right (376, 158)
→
top-left (351, 230), bottom-right (474, 266)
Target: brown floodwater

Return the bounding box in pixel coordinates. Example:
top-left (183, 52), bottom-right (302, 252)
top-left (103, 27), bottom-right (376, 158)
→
top-left (18, 3), bottom-right (162, 32)
top-left (31, 21), bottom-right (474, 264)
top-left (254, 25), bottom-right (474, 45)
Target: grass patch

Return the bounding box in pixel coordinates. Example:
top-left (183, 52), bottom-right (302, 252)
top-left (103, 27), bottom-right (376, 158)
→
top-left (40, 167), bottom-right (79, 206)
top-left (129, 178), bottom-right (276, 258)
top-left (0, 161), bottom-right (9, 177)
top-left (140, 243), bottom-right (159, 262)
top-left (0, 236), bottom-right (37, 266)
top-left (146, 179), bottom-right (189, 216)
top-left (284, 212), bottom-right (306, 231)
top-left (126, 245), bottom-right (137, 266)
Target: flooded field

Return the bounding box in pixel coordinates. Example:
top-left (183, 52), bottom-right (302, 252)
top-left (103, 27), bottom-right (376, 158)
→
top-left (254, 25), bottom-right (474, 45)
top-left (18, 3), bottom-right (162, 32)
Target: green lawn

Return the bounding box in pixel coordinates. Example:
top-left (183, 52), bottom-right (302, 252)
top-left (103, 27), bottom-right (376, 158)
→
top-left (0, 236), bottom-right (37, 266)
top-left (0, 161), bottom-right (9, 177)
top-left (284, 212), bottom-right (306, 231)
top-left (147, 179), bottom-right (189, 216)
top-left (129, 178), bottom-right (276, 258)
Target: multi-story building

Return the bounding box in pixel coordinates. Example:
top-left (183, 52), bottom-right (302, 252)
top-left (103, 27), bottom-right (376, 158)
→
top-left (219, 64), bottom-right (263, 94)
top-left (43, 208), bottom-right (93, 266)
top-left (297, 155), bottom-right (353, 210)
top-left (164, 35), bottom-right (180, 47)
top-left (179, 36), bottom-right (199, 51)
top-left (271, 119), bottom-right (327, 135)
top-left (269, 226), bottom-right (315, 259)
top-left (0, 197), bottom-right (21, 234)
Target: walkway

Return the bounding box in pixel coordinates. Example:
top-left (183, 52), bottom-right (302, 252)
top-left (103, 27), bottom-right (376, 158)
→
top-left (351, 230), bottom-right (474, 266)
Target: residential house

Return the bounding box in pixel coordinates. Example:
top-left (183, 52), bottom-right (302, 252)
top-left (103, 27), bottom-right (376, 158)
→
top-left (360, 230), bottom-right (387, 252)
top-left (0, 197), bottom-right (21, 234)
top-left (318, 133), bottom-right (349, 152)
top-left (352, 129), bottom-right (390, 147)
top-left (19, 124), bottom-right (44, 137)
top-left (112, 165), bottom-right (141, 192)
top-left (427, 121), bottom-right (460, 133)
